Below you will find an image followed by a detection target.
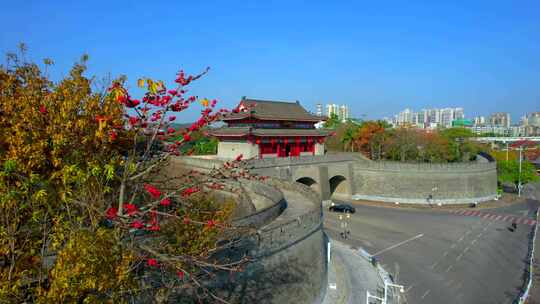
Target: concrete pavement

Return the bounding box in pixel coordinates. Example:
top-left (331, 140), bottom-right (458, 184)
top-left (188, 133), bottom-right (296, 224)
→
top-left (324, 199), bottom-right (538, 304)
top-left (322, 239), bottom-right (391, 304)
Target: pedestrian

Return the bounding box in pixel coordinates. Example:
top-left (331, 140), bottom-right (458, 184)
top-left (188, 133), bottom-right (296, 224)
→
top-left (512, 222), bottom-right (517, 230)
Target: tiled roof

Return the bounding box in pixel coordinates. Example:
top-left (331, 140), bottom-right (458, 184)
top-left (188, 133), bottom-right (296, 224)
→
top-left (209, 127), bottom-right (332, 137)
top-left (222, 98), bottom-right (325, 122)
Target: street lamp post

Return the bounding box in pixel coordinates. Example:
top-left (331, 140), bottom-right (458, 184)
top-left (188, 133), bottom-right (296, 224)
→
top-left (339, 213), bottom-right (350, 239)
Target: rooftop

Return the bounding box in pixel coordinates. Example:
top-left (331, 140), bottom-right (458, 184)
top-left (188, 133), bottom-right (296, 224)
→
top-left (210, 127), bottom-right (333, 137)
top-left (222, 98), bottom-right (325, 122)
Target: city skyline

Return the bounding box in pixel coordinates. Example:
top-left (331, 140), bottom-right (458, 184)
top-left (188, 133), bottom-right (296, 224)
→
top-left (1, 1), bottom-right (538, 122)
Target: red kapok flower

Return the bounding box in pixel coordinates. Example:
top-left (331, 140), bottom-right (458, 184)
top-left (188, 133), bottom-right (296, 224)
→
top-left (235, 154), bottom-right (243, 161)
top-left (39, 105), bottom-right (47, 114)
top-left (131, 220), bottom-right (144, 229)
top-left (177, 270), bottom-right (185, 279)
top-left (167, 127), bottom-right (175, 134)
top-left (147, 224), bottom-right (160, 231)
top-left (160, 198), bottom-right (171, 206)
top-left (183, 217), bottom-right (190, 225)
top-left (206, 219), bottom-right (216, 228)
top-left (144, 184), bottom-right (161, 198)
top-left (181, 187), bottom-right (199, 197)
top-left (109, 130), bottom-right (117, 141)
top-left (128, 116), bottom-right (139, 126)
top-left (183, 133), bottom-right (191, 142)
top-left (168, 89), bottom-right (178, 96)
top-left (147, 258), bottom-right (159, 267)
top-left (106, 207), bottom-right (118, 220)
top-left (169, 115), bottom-right (176, 121)
top-left (124, 203), bottom-right (138, 216)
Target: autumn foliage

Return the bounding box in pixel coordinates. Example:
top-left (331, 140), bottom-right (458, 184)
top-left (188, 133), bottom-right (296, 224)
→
top-left (0, 49), bottom-right (247, 303)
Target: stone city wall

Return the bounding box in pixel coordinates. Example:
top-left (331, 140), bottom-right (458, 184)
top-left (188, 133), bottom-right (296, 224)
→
top-left (352, 161), bottom-right (498, 204)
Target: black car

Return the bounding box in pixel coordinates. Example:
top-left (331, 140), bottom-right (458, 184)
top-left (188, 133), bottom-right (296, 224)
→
top-left (328, 204), bottom-right (356, 214)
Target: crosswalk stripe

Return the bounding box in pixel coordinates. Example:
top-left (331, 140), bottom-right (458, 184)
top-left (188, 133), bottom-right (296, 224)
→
top-left (495, 215), bottom-right (502, 221)
top-left (502, 216), bottom-right (509, 221)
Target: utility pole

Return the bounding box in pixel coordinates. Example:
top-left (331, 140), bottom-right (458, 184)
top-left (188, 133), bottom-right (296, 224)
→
top-left (518, 145), bottom-right (523, 197)
top-left (506, 142), bottom-right (509, 162)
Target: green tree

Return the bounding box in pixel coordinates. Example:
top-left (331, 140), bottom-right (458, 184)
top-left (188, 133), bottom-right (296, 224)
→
top-left (497, 160), bottom-right (539, 188)
top-left (323, 113), bottom-right (341, 129)
top-left (341, 123), bottom-right (359, 152)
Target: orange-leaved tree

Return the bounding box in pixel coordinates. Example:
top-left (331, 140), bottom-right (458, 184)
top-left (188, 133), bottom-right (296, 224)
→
top-left (1, 47), bottom-right (252, 303)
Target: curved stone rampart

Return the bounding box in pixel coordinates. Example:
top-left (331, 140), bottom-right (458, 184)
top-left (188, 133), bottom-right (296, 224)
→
top-left (352, 160), bottom-right (498, 204)
top-left (222, 178), bottom-right (326, 304)
top-left (168, 157), bottom-right (327, 303)
top-left (233, 180), bottom-right (286, 228)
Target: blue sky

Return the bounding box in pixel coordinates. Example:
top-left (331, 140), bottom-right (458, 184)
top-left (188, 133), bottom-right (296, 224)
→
top-left (1, 1), bottom-right (539, 123)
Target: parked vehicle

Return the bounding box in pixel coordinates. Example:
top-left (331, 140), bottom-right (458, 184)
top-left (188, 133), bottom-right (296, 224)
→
top-left (329, 204), bottom-right (356, 214)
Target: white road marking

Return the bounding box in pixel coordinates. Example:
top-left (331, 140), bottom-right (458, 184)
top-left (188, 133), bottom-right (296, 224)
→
top-left (421, 289), bottom-right (431, 299)
top-left (495, 215), bottom-right (502, 221)
top-left (471, 239), bottom-right (478, 245)
top-left (456, 253), bottom-right (463, 261)
top-left (372, 233), bottom-right (424, 257)
top-left (464, 246), bottom-right (470, 253)
top-left (457, 236), bottom-right (465, 242)
top-left (443, 251), bottom-right (449, 257)
top-left (446, 265), bottom-right (453, 272)
top-left (450, 243), bottom-right (457, 249)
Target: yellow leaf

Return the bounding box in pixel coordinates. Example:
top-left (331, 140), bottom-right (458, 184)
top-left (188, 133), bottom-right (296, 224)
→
top-left (137, 79), bottom-right (145, 88)
top-left (201, 98), bottom-right (209, 107)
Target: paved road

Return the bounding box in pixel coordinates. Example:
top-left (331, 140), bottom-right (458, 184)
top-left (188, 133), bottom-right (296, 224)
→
top-left (324, 198), bottom-right (539, 304)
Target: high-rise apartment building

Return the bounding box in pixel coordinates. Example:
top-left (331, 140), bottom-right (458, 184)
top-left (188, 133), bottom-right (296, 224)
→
top-left (339, 105), bottom-right (350, 122)
top-left (397, 108), bottom-right (414, 125)
top-left (325, 103), bottom-right (350, 122)
top-left (440, 108), bottom-right (455, 128)
top-left (393, 107), bottom-right (465, 129)
top-left (326, 104), bottom-right (339, 118)
top-left (489, 112), bottom-right (511, 128)
top-left (526, 112), bottom-right (540, 127)
top-left (473, 116), bottom-right (486, 126)
top-left (316, 103), bottom-right (323, 117)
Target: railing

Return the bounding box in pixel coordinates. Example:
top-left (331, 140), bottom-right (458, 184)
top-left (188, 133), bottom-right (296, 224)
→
top-left (355, 160), bottom-right (496, 171)
top-left (252, 208), bottom-right (322, 256)
top-left (247, 154), bottom-right (354, 168)
top-left (516, 207), bottom-right (540, 303)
